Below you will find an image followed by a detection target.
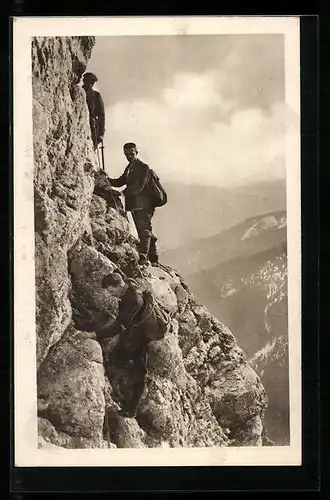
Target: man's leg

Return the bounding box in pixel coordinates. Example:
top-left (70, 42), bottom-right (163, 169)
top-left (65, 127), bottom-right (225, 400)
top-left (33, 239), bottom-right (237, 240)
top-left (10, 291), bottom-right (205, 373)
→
top-left (118, 347), bottom-right (148, 418)
top-left (90, 118), bottom-right (98, 150)
top-left (131, 211), bottom-right (147, 260)
top-left (132, 209), bottom-right (153, 264)
top-left (148, 209), bottom-right (159, 264)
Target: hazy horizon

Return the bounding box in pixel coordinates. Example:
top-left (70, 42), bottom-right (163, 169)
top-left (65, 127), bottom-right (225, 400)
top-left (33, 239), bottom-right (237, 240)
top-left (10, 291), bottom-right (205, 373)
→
top-left (162, 177), bottom-right (286, 189)
top-left (85, 34), bottom-right (298, 188)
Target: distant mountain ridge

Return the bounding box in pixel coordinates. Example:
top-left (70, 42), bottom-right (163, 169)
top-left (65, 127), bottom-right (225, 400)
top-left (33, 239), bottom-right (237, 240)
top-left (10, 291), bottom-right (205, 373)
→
top-left (161, 209), bottom-right (286, 277)
top-left (186, 240), bottom-right (287, 353)
top-left (153, 179), bottom-right (286, 251)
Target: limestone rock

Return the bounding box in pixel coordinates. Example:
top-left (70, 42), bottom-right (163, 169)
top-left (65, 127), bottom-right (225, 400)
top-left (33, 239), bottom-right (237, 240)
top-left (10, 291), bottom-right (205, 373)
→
top-left (89, 194), bottom-right (107, 218)
top-left (38, 435), bottom-right (65, 450)
top-left (93, 169), bottom-right (126, 216)
top-left (143, 271), bottom-right (178, 313)
top-left (107, 409), bottom-right (147, 448)
top-left (137, 375), bottom-right (229, 447)
top-left (205, 364), bottom-right (268, 428)
top-left (38, 417), bottom-right (110, 449)
top-left (149, 265), bottom-right (181, 287)
top-left (149, 267), bottom-right (188, 313)
top-left (89, 194), bottom-right (139, 270)
top-left (35, 233), bottom-right (73, 365)
top-left (37, 325), bottom-right (106, 446)
top-left (146, 326), bottom-right (189, 390)
top-left (68, 242), bottom-right (126, 330)
top-left (90, 199), bottom-right (131, 247)
top-left (174, 283), bottom-right (189, 312)
top-left (230, 415), bottom-right (264, 446)
top-left (32, 36), bottom-right (96, 365)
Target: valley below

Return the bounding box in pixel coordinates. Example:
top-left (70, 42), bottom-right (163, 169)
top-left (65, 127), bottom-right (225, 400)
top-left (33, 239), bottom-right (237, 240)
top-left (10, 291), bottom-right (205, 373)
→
top-left (162, 210), bottom-right (290, 445)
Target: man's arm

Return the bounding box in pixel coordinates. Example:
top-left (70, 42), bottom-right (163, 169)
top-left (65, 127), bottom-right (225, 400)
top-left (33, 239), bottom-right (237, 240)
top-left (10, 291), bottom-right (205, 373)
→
top-left (124, 162), bottom-right (149, 196)
top-left (109, 166), bottom-right (129, 187)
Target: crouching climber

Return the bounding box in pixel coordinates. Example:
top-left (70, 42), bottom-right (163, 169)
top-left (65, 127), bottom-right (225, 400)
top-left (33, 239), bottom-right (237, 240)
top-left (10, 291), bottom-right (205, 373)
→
top-left (96, 274), bottom-right (170, 418)
top-left (109, 142), bottom-right (167, 267)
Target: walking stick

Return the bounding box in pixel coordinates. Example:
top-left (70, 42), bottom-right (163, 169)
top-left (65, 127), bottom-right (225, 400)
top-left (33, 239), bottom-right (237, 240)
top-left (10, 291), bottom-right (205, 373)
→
top-left (100, 137), bottom-right (105, 171)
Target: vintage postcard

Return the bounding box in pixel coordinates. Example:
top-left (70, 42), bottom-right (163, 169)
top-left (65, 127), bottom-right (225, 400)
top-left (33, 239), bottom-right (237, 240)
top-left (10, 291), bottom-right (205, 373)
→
top-left (13, 16), bottom-right (301, 467)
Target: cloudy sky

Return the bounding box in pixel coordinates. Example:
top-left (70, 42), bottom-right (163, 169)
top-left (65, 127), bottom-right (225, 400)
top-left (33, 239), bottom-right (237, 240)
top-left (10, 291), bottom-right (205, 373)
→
top-left (86, 34), bottom-right (292, 187)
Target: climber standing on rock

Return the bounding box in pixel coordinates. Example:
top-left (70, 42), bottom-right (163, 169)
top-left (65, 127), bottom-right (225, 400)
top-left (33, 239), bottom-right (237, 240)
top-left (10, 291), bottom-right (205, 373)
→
top-left (82, 72), bottom-right (105, 152)
top-left (109, 143), bottom-right (167, 267)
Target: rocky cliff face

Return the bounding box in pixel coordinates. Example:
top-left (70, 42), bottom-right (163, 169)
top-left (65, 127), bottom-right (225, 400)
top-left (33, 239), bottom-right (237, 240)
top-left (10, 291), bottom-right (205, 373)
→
top-left (32, 36), bottom-right (96, 366)
top-left (33, 36), bottom-right (269, 449)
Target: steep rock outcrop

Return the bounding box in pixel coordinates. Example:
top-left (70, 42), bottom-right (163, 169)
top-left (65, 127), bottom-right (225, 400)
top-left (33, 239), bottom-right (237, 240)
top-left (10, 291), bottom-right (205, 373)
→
top-left (32, 36), bottom-right (96, 366)
top-left (65, 192), bottom-right (267, 447)
top-left (34, 36), bottom-right (268, 449)
top-left (37, 325), bottom-right (106, 448)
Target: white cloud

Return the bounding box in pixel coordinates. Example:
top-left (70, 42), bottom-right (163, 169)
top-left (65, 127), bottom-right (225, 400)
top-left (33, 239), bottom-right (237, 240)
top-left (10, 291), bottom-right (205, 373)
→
top-left (103, 72), bottom-right (291, 187)
top-left (163, 71), bottom-right (233, 111)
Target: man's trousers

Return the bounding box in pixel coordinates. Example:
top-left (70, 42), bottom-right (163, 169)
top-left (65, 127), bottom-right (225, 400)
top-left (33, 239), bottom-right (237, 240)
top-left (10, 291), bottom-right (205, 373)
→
top-left (131, 208), bottom-right (158, 263)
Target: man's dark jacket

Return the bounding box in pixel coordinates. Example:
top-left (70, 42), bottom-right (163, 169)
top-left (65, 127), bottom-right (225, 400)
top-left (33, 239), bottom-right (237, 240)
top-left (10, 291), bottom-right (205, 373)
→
top-left (85, 88), bottom-right (105, 139)
top-left (110, 159), bottom-right (152, 211)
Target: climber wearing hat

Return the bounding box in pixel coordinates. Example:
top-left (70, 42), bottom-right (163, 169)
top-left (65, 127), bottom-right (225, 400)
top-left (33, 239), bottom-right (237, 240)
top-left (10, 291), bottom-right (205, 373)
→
top-left (109, 143), bottom-right (161, 266)
top-left (82, 72), bottom-right (105, 149)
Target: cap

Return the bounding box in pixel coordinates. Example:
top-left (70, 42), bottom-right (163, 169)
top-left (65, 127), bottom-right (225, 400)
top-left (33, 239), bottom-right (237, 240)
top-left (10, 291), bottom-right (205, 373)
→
top-left (83, 72), bottom-right (98, 83)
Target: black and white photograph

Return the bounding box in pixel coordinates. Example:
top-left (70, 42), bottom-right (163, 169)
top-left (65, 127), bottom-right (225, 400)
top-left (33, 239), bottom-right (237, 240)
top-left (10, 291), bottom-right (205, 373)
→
top-left (13, 16), bottom-right (301, 466)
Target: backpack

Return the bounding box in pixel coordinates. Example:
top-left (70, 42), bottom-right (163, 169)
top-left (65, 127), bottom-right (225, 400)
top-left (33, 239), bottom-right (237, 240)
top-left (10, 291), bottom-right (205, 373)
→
top-left (147, 169), bottom-right (167, 208)
top-left (139, 291), bottom-right (170, 341)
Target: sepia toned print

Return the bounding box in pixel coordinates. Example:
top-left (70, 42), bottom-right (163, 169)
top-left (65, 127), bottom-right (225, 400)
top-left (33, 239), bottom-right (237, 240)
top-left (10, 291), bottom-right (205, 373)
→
top-left (14, 16), bottom-right (301, 466)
